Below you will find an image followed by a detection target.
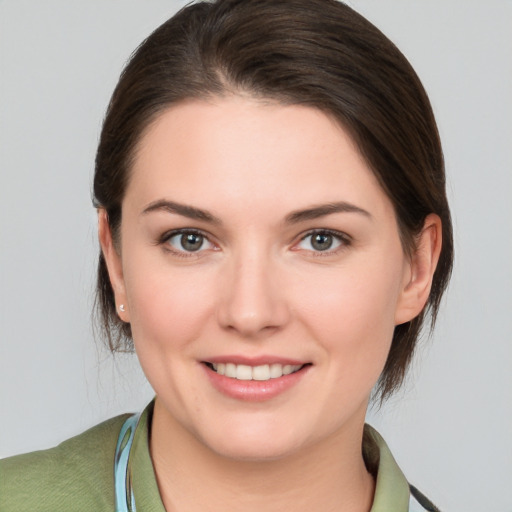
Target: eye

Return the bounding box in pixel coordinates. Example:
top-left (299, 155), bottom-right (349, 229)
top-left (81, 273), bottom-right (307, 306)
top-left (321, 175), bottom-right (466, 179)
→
top-left (296, 230), bottom-right (348, 253)
top-left (164, 230), bottom-right (214, 253)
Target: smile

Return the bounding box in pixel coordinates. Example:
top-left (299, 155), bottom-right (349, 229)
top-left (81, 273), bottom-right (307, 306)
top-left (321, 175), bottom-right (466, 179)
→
top-left (207, 362), bottom-right (304, 381)
top-left (203, 359), bottom-right (311, 401)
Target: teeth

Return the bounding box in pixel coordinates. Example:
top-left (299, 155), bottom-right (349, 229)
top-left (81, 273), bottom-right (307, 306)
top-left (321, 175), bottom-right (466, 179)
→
top-left (225, 363), bottom-right (237, 378)
top-left (269, 363), bottom-right (283, 378)
top-left (236, 364), bottom-right (253, 380)
top-left (283, 365), bottom-right (294, 375)
top-left (252, 364), bottom-right (270, 381)
top-left (210, 362), bottom-right (302, 381)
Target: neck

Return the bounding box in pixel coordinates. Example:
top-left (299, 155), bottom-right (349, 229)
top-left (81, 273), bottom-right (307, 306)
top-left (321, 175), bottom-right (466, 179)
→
top-left (149, 399), bottom-right (375, 512)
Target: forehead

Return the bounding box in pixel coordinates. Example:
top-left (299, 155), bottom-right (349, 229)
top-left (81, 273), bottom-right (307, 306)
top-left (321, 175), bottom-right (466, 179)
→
top-left (126, 97), bottom-right (394, 221)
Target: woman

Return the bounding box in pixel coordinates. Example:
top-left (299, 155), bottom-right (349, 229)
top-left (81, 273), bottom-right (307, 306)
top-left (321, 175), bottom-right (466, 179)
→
top-left (0, 1), bottom-right (453, 511)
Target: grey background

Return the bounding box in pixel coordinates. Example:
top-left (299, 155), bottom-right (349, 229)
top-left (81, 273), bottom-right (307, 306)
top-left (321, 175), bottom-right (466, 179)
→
top-left (1, 1), bottom-right (511, 511)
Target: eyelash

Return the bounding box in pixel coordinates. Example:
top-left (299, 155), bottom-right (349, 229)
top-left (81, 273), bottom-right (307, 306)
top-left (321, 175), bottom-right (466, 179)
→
top-left (157, 228), bottom-right (351, 257)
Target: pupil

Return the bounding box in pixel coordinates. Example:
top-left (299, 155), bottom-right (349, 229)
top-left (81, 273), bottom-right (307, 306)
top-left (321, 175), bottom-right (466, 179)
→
top-left (181, 233), bottom-right (203, 251)
top-left (312, 233), bottom-right (332, 251)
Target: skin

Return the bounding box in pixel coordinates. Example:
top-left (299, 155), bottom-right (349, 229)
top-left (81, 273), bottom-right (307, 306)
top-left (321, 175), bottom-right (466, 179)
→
top-left (99, 97), bottom-right (441, 512)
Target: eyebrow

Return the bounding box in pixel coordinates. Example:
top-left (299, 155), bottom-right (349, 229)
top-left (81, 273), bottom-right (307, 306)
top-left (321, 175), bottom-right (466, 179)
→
top-left (285, 202), bottom-right (372, 224)
top-left (141, 199), bottom-right (222, 225)
top-left (141, 199), bottom-right (371, 225)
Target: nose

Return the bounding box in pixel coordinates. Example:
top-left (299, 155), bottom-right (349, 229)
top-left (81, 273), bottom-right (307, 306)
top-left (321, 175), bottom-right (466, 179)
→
top-left (216, 250), bottom-right (290, 339)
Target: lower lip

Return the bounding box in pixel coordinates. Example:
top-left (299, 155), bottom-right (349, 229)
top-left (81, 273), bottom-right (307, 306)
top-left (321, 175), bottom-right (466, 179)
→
top-left (203, 364), bottom-right (310, 402)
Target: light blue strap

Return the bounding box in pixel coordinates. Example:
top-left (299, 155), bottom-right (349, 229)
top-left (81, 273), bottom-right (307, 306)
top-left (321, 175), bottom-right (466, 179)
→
top-left (114, 413), bottom-right (141, 512)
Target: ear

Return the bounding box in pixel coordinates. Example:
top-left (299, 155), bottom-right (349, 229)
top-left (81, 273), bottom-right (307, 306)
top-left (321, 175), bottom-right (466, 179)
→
top-left (395, 214), bottom-right (442, 325)
top-left (98, 209), bottom-right (130, 322)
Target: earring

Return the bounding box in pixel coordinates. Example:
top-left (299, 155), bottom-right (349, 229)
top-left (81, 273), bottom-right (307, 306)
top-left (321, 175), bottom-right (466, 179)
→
top-left (119, 304), bottom-right (125, 312)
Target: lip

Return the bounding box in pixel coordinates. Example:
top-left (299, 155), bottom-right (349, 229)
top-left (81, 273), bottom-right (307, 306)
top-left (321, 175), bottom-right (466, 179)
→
top-left (201, 359), bottom-right (311, 402)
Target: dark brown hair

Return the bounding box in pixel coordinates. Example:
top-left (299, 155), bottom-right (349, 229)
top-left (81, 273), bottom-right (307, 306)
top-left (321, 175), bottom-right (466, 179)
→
top-left (93, 0), bottom-right (453, 400)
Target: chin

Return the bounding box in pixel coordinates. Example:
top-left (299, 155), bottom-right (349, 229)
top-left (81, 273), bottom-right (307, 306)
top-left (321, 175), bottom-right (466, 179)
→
top-left (196, 419), bottom-right (307, 462)
top-left (209, 437), bottom-right (301, 462)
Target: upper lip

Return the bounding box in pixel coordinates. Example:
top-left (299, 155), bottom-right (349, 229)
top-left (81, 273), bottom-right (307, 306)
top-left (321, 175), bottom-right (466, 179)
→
top-left (203, 355), bottom-right (308, 366)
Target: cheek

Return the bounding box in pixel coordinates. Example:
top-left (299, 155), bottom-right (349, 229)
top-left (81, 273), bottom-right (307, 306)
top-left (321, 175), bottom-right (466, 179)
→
top-left (123, 254), bottom-right (216, 353)
top-left (295, 257), bottom-right (403, 382)
top-left (300, 263), bottom-right (400, 337)
top-left (122, 257), bottom-right (218, 410)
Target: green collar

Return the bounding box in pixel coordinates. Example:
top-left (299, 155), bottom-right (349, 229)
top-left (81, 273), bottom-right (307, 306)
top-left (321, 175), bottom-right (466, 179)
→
top-left (364, 425), bottom-right (410, 511)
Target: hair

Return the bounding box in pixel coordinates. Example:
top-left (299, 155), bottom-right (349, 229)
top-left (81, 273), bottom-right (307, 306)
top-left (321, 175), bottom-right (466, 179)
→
top-left (93, 0), bottom-right (453, 401)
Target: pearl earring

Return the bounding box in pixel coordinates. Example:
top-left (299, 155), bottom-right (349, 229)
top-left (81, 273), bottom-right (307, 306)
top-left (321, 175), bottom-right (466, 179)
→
top-left (119, 304), bottom-right (125, 312)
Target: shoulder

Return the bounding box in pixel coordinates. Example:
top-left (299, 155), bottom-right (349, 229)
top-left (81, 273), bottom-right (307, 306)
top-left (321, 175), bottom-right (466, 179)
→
top-left (0, 414), bottom-right (130, 512)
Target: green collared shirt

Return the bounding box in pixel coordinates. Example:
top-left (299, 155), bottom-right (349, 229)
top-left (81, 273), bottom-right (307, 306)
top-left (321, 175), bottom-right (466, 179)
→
top-left (0, 402), bottom-right (438, 512)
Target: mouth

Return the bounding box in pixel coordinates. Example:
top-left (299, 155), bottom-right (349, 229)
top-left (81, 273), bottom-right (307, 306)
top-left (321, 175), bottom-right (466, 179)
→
top-left (204, 362), bottom-right (307, 381)
top-left (202, 359), bottom-right (312, 401)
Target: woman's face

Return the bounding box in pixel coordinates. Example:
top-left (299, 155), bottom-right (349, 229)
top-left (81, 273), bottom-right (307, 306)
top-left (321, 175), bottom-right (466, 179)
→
top-left (105, 97), bottom-right (420, 460)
